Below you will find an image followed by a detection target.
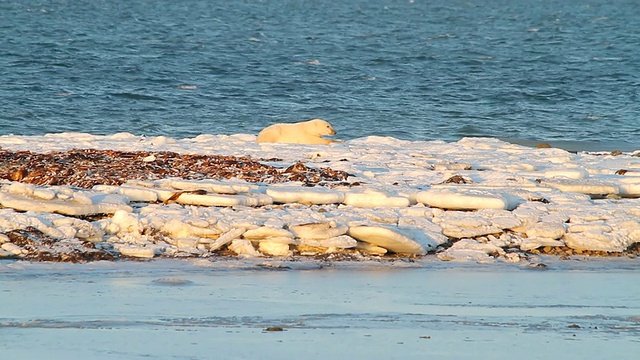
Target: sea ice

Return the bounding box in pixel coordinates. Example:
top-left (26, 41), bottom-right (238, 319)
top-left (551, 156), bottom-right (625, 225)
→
top-left (525, 221), bottom-right (566, 240)
top-left (289, 221), bottom-right (348, 239)
top-left (544, 168), bottom-right (590, 179)
top-left (93, 184), bottom-right (160, 202)
top-left (298, 235), bottom-right (358, 249)
top-left (266, 186), bottom-right (345, 205)
top-left (355, 241), bottom-right (388, 255)
top-left (434, 209), bottom-right (521, 239)
top-left (0, 187), bottom-right (132, 216)
top-left (1, 242), bottom-right (24, 255)
top-left (347, 225), bottom-right (428, 255)
top-left (154, 179), bottom-right (257, 194)
top-left (114, 244), bottom-right (156, 259)
top-left (228, 239), bottom-right (261, 257)
top-left (342, 188), bottom-right (411, 207)
top-left (161, 218), bottom-right (221, 239)
top-left (0, 133), bottom-right (639, 261)
top-left (539, 178), bottom-right (620, 197)
top-left (258, 241), bottom-right (292, 256)
top-left (415, 188), bottom-right (523, 210)
top-left (519, 237), bottom-right (565, 251)
top-left (242, 226), bottom-right (295, 241)
top-left (206, 227), bottom-right (246, 251)
top-left (436, 239), bottom-right (504, 263)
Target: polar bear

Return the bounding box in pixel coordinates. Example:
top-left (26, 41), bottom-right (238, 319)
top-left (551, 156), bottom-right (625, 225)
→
top-left (256, 119), bottom-right (337, 145)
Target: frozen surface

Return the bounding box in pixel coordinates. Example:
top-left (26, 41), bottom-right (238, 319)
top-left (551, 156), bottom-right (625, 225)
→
top-left (1, 259), bottom-right (639, 360)
top-left (0, 133), bottom-right (639, 260)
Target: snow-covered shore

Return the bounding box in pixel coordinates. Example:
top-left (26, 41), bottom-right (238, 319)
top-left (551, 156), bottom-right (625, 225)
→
top-left (1, 133), bottom-right (639, 264)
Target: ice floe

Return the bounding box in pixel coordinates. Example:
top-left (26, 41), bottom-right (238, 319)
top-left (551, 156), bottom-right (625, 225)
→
top-left (266, 186), bottom-right (345, 205)
top-left (347, 225), bottom-right (434, 255)
top-left (416, 188), bottom-right (524, 210)
top-left (289, 221), bottom-right (349, 239)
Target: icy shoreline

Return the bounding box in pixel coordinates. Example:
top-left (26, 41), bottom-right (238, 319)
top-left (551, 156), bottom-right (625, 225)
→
top-left (0, 133), bottom-right (639, 264)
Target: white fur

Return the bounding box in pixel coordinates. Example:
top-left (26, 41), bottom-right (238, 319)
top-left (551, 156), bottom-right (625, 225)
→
top-left (256, 119), bottom-right (337, 145)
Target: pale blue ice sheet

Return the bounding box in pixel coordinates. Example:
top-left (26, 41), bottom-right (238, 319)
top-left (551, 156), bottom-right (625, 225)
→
top-left (1, 259), bottom-right (638, 359)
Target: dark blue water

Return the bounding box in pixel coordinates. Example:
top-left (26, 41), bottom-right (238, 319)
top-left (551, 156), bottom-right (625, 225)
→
top-left (1, 0), bottom-right (639, 149)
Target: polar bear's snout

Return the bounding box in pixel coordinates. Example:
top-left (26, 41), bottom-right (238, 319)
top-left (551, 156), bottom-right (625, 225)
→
top-left (326, 124), bottom-right (336, 136)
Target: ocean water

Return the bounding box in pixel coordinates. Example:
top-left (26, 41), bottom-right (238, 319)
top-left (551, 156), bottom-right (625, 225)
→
top-left (1, 0), bottom-right (639, 150)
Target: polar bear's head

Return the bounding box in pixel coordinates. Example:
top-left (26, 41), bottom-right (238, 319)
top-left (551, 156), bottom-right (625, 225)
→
top-left (307, 119), bottom-right (336, 136)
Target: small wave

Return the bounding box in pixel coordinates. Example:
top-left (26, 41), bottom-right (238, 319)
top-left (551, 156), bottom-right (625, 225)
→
top-left (109, 92), bottom-right (165, 101)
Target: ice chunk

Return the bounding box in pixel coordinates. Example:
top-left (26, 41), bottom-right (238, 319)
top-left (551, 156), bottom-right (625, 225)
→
top-left (56, 225), bottom-right (77, 238)
top-left (544, 168), bottom-right (589, 179)
top-left (243, 227), bottom-right (294, 241)
top-left (397, 216), bottom-right (448, 246)
top-left (171, 238), bottom-right (199, 249)
top-left (525, 222), bottom-right (566, 240)
top-left (563, 219), bottom-right (640, 252)
top-left (437, 239), bottom-right (504, 263)
top-left (115, 245), bottom-right (155, 259)
top-left (115, 181), bottom-right (271, 207)
top-left (0, 211), bottom-right (66, 239)
top-left (436, 211), bottom-right (516, 239)
top-left (440, 224), bottom-right (502, 239)
top-left (519, 238), bottom-right (565, 251)
top-left (299, 235), bottom-right (358, 249)
top-left (437, 249), bottom-right (496, 263)
top-left (289, 222), bottom-right (348, 239)
top-left (399, 206), bottom-right (437, 218)
top-left (4, 182), bottom-right (36, 196)
top-left (477, 209), bottom-right (523, 230)
top-left (355, 241), bottom-right (388, 255)
top-left (567, 222), bottom-right (612, 233)
top-left (93, 185), bottom-right (159, 202)
top-left (450, 239), bottom-right (505, 255)
top-left (161, 218), bottom-right (221, 239)
top-left (347, 225), bottom-right (427, 255)
top-left (416, 188), bottom-right (523, 210)
top-left (563, 232), bottom-right (617, 252)
top-left (433, 162), bottom-right (472, 171)
top-left (0, 249), bottom-right (13, 258)
top-left (539, 178), bottom-right (619, 197)
top-left (258, 241), bottom-right (292, 256)
top-left (0, 191), bottom-right (132, 216)
top-left (599, 176), bottom-right (640, 197)
top-left (154, 179), bottom-right (257, 194)
top-left (164, 192), bottom-right (272, 207)
top-left (228, 239), bottom-right (261, 257)
top-left (253, 236), bottom-right (298, 245)
top-left (206, 227), bottom-right (246, 251)
top-left (109, 210), bottom-right (142, 234)
top-left (33, 188), bottom-right (56, 200)
top-left (2, 243), bottom-right (24, 255)
top-left (339, 207), bottom-right (400, 224)
top-left (51, 217), bottom-right (105, 242)
top-left (266, 186), bottom-right (345, 205)
top-left (343, 189), bottom-right (411, 208)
